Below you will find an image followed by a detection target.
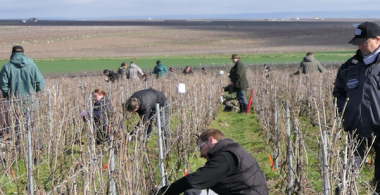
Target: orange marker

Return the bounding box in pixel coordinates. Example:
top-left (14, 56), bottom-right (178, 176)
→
top-left (184, 168), bottom-right (188, 176)
top-left (103, 164), bottom-right (108, 170)
top-left (11, 166), bottom-right (15, 177)
top-left (269, 155), bottom-right (275, 171)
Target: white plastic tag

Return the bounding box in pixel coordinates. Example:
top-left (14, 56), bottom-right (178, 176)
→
top-left (178, 83), bottom-right (186, 93)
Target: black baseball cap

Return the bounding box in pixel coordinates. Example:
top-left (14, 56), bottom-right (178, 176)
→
top-left (349, 22), bottom-right (380, 45)
top-left (12, 45), bottom-right (24, 53)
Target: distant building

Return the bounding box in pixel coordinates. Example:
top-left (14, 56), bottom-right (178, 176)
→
top-left (164, 20), bottom-right (186, 22)
top-left (20, 20), bottom-right (26, 23)
top-left (314, 16), bottom-right (319, 19)
top-left (29, 18), bottom-right (37, 22)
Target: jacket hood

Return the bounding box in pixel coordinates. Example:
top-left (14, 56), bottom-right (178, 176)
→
top-left (207, 138), bottom-right (235, 158)
top-left (303, 55), bottom-right (315, 62)
top-left (10, 53), bottom-right (33, 68)
top-left (129, 63), bottom-right (138, 68)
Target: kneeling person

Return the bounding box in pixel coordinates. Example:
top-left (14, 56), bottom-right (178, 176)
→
top-left (221, 84), bottom-right (239, 112)
top-left (157, 129), bottom-right (268, 195)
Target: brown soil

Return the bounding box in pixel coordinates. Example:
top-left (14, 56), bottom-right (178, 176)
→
top-left (0, 21), bottom-right (359, 59)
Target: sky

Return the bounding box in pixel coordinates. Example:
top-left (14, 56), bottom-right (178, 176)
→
top-left (0, 0), bottom-right (379, 19)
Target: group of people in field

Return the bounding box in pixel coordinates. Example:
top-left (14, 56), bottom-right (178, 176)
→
top-left (102, 60), bottom-right (209, 82)
top-left (2, 21), bottom-right (380, 195)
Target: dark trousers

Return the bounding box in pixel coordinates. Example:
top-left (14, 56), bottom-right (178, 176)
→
top-left (147, 101), bottom-right (170, 137)
top-left (133, 101), bottom-right (170, 138)
top-left (237, 89), bottom-right (247, 105)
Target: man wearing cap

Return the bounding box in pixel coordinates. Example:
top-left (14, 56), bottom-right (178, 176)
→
top-left (167, 67), bottom-right (176, 78)
top-left (333, 22), bottom-right (380, 193)
top-left (229, 54), bottom-right (249, 113)
top-left (0, 46), bottom-right (45, 107)
top-left (156, 128), bottom-right (268, 195)
top-left (0, 46), bottom-right (45, 148)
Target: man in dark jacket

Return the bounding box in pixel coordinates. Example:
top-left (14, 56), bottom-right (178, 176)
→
top-left (103, 69), bottom-right (119, 82)
top-left (229, 54), bottom-right (249, 113)
top-left (125, 89), bottom-right (169, 138)
top-left (292, 52), bottom-right (329, 75)
top-left (157, 128), bottom-right (268, 195)
top-left (333, 22), bottom-right (380, 193)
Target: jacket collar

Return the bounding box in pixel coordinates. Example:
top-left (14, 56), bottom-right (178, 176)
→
top-left (353, 49), bottom-right (380, 66)
top-left (207, 138), bottom-right (235, 158)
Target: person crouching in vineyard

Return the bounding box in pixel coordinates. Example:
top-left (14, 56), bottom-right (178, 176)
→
top-left (83, 89), bottom-right (114, 144)
top-left (125, 88), bottom-right (170, 141)
top-left (103, 69), bottom-right (119, 82)
top-left (221, 84), bottom-right (239, 112)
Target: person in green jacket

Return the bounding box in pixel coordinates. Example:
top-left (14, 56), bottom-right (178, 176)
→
top-left (0, 46), bottom-right (45, 148)
top-left (117, 62), bottom-right (127, 79)
top-left (292, 52), bottom-right (330, 75)
top-left (153, 60), bottom-right (168, 79)
top-left (0, 46), bottom-right (45, 111)
top-left (229, 54), bottom-right (249, 113)
top-left (221, 84), bottom-right (239, 112)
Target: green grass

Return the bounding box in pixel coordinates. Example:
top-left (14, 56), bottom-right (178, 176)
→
top-left (0, 50), bottom-right (356, 74)
top-left (201, 105), bottom-right (376, 194)
top-left (206, 107), bottom-right (280, 192)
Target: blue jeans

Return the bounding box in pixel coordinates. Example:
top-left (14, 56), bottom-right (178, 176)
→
top-left (237, 90), bottom-right (247, 105)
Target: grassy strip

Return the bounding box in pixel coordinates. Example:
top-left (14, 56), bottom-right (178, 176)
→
top-left (202, 108), bottom-right (376, 194)
top-left (205, 107), bottom-right (280, 192)
top-left (0, 50), bottom-right (355, 74)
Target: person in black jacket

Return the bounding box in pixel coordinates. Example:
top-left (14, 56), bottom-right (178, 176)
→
top-left (92, 89), bottom-right (114, 144)
top-left (333, 22), bottom-right (380, 193)
top-left (103, 69), bottom-right (119, 82)
top-left (156, 128), bottom-right (268, 195)
top-left (125, 89), bottom-right (169, 139)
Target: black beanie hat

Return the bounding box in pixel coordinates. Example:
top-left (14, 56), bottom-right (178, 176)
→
top-left (12, 45), bottom-right (24, 53)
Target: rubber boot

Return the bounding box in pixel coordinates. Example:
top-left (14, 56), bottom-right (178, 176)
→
top-left (239, 104), bottom-right (244, 113)
top-left (243, 104), bottom-right (248, 113)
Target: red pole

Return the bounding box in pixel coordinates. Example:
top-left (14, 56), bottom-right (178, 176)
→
top-left (246, 89), bottom-right (254, 114)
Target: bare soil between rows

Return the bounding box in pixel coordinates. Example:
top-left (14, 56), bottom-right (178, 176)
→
top-left (0, 20), bottom-right (361, 59)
